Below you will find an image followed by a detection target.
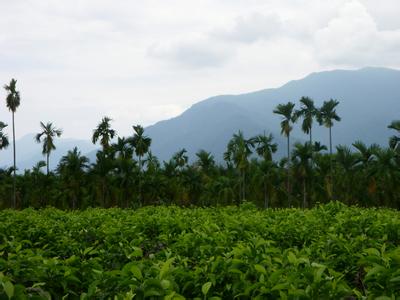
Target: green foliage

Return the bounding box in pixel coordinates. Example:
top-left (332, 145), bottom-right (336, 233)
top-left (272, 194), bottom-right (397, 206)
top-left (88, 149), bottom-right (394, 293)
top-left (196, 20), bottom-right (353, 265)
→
top-left (0, 204), bottom-right (399, 298)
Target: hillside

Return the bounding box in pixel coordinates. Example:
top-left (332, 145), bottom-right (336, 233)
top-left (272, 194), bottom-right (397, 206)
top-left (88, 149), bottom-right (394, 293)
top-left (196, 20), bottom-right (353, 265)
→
top-left (146, 67), bottom-right (400, 162)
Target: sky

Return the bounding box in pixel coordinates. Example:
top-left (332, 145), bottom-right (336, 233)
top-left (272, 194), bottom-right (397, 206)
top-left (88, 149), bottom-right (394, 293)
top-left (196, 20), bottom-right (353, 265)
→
top-left (1, 0), bottom-right (400, 139)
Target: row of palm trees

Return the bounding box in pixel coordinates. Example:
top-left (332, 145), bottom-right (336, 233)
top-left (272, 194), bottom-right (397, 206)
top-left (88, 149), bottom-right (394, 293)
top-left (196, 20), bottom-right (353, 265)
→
top-left (1, 78), bottom-right (399, 209)
top-left (273, 97), bottom-right (341, 204)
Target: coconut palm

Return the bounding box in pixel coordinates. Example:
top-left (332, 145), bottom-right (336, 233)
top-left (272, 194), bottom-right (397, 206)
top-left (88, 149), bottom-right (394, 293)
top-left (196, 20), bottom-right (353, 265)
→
top-left (4, 79), bottom-right (21, 208)
top-left (0, 122), bottom-right (9, 150)
top-left (273, 102), bottom-right (296, 205)
top-left (388, 120), bottom-right (400, 152)
top-left (35, 122), bottom-right (63, 175)
top-left (295, 97), bottom-right (318, 144)
top-left (92, 116), bottom-right (116, 151)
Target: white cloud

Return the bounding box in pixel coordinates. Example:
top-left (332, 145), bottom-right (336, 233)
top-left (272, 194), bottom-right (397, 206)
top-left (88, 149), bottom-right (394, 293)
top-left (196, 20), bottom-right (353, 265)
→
top-left (0, 0), bottom-right (399, 140)
top-left (147, 37), bottom-right (234, 69)
top-left (314, 0), bottom-right (400, 67)
top-left (213, 12), bottom-right (283, 43)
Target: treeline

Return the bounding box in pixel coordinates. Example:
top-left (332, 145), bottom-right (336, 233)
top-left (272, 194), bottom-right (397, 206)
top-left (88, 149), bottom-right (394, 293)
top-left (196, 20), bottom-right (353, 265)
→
top-left (1, 79), bottom-right (400, 209)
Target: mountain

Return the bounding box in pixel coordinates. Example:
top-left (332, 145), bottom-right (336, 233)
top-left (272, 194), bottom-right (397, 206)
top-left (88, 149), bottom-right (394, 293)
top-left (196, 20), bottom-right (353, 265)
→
top-left (146, 67), bottom-right (400, 162)
top-left (1, 67), bottom-right (399, 170)
top-left (0, 134), bottom-right (97, 171)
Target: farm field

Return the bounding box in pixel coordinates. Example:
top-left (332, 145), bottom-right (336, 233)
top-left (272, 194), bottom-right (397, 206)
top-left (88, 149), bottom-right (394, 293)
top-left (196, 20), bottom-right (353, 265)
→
top-left (1, 202), bottom-right (400, 299)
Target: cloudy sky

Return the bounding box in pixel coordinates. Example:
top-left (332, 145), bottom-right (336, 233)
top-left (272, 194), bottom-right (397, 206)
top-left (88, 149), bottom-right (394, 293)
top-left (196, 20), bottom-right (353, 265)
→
top-left (1, 0), bottom-right (400, 139)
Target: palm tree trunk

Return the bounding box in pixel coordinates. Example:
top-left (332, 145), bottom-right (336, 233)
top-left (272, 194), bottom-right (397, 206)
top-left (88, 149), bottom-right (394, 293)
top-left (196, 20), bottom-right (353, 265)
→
top-left (243, 170), bottom-right (246, 201)
top-left (138, 155), bottom-right (142, 206)
top-left (12, 111), bottom-right (16, 209)
top-left (303, 177), bottom-right (307, 209)
top-left (287, 133), bottom-right (291, 207)
top-left (329, 126), bottom-right (334, 200)
top-left (46, 152), bottom-right (50, 175)
top-left (264, 178), bottom-right (268, 209)
top-left (309, 127), bottom-right (312, 145)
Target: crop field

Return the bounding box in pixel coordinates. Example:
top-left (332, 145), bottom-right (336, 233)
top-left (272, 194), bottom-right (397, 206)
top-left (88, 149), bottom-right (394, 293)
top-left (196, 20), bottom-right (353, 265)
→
top-left (1, 202), bottom-right (400, 299)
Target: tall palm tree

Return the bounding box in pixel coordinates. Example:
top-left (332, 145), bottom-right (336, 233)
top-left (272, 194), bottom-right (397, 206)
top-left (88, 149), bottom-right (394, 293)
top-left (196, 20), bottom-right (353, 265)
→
top-left (224, 130), bottom-right (254, 202)
top-left (35, 122), bottom-right (63, 175)
top-left (92, 116), bottom-right (116, 151)
top-left (317, 99), bottom-right (341, 199)
top-left (388, 120), bottom-right (400, 152)
top-left (0, 122), bottom-right (9, 151)
top-left (129, 125), bottom-right (151, 205)
top-left (317, 99), bottom-right (341, 156)
top-left (4, 78), bottom-right (21, 208)
top-left (273, 102), bottom-right (296, 205)
top-left (295, 97), bottom-right (318, 144)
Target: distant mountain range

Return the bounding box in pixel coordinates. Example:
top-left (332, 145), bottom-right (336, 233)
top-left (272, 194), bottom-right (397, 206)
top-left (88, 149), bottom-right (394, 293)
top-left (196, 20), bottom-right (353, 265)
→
top-left (146, 67), bottom-right (400, 162)
top-left (1, 67), bottom-right (399, 171)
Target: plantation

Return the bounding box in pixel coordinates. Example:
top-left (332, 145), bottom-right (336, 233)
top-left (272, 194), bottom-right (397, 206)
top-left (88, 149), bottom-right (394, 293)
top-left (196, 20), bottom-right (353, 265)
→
top-left (1, 202), bottom-right (400, 299)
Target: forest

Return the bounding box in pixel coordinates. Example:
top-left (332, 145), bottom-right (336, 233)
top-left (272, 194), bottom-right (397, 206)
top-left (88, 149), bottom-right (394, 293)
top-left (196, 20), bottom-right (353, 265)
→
top-left (1, 78), bottom-right (400, 210)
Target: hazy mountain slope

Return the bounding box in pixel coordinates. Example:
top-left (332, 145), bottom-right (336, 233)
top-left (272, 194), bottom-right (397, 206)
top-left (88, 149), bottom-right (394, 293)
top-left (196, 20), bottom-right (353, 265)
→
top-left (146, 67), bottom-right (400, 162)
top-left (1, 67), bottom-right (398, 169)
top-left (0, 134), bottom-right (97, 171)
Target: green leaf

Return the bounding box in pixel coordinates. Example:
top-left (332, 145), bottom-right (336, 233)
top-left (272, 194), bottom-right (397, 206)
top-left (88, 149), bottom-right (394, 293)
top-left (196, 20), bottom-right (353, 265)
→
top-left (254, 264), bottom-right (266, 275)
top-left (2, 281), bottom-right (14, 299)
top-left (287, 252), bottom-right (297, 265)
top-left (130, 265), bottom-right (142, 280)
top-left (130, 247), bottom-right (143, 258)
top-left (202, 282), bottom-right (212, 296)
top-left (160, 258), bottom-right (174, 279)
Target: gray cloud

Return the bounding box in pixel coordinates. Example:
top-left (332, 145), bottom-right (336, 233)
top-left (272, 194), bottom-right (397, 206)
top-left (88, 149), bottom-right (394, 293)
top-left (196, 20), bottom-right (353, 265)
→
top-left (213, 12), bottom-right (283, 43)
top-left (147, 38), bottom-right (234, 69)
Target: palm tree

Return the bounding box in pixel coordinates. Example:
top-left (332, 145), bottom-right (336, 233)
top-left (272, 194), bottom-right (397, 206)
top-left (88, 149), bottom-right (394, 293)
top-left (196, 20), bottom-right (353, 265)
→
top-left (92, 116), bottom-right (116, 151)
top-left (388, 120), bottom-right (400, 152)
top-left (317, 99), bottom-right (341, 156)
top-left (195, 150), bottom-right (215, 174)
top-left (130, 125), bottom-right (152, 173)
top-left (273, 102), bottom-right (296, 205)
top-left (173, 148), bottom-right (189, 171)
top-left (4, 78), bottom-right (21, 208)
top-left (292, 142), bottom-right (313, 208)
top-left (224, 131), bottom-right (254, 202)
top-left (0, 122), bottom-right (9, 151)
top-left (35, 122), bottom-right (63, 175)
top-left (57, 147), bottom-right (89, 209)
top-left (317, 99), bottom-right (341, 199)
top-left (253, 132), bottom-right (277, 161)
top-left (129, 125), bottom-right (151, 204)
top-left (295, 97), bottom-right (318, 144)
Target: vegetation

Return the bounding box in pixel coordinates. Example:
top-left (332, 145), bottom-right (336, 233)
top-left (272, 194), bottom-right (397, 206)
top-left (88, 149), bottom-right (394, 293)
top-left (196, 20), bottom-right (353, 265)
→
top-left (1, 203), bottom-right (400, 299)
top-left (3, 78), bottom-right (20, 208)
top-left (1, 79), bottom-right (400, 209)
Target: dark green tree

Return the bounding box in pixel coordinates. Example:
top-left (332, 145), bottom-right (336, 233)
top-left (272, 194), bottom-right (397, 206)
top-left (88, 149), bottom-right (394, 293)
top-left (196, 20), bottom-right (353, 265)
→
top-left (4, 79), bottom-right (20, 208)
top-left (273, 102), bottom-right (296, 205)
top-left (35, 122), bottom-right (63, 175)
